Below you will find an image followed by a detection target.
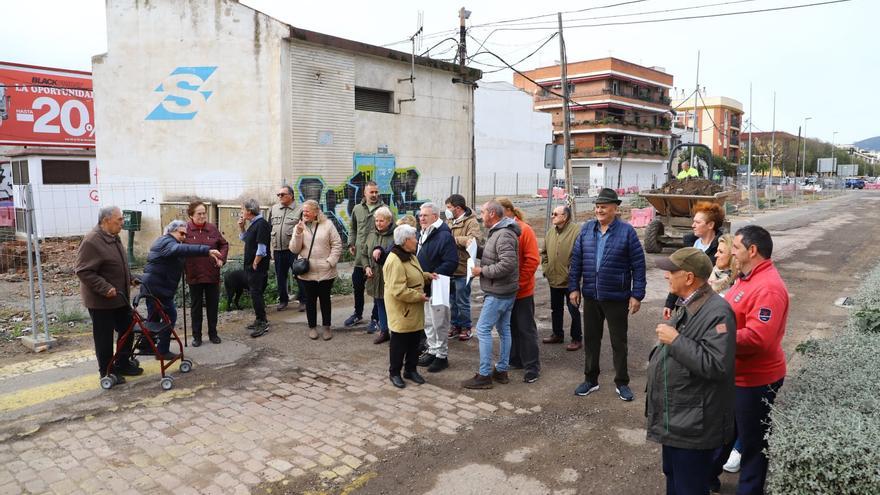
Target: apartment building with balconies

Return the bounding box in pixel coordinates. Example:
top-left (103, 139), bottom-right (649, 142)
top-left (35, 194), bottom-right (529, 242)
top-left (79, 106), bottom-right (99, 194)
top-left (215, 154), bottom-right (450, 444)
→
top-left (513, 57), bottom-right (674, 190)
top-left (670, 94), bottom-right (744, 163)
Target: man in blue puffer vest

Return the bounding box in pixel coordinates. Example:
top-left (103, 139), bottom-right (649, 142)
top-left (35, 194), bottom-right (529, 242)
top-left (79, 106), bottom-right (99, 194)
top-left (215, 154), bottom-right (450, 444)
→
top-left (569, 188), bottom-right (646, 402)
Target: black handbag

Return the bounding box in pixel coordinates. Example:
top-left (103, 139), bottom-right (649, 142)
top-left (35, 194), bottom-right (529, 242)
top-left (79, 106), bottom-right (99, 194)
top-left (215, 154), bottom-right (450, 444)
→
top-left (290, 223), bottom-right (318, 276)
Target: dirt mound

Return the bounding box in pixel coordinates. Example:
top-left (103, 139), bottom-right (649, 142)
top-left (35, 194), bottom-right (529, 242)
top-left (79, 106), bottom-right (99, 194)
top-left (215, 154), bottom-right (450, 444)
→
top-left (656, 178), bottom-right (723, 196)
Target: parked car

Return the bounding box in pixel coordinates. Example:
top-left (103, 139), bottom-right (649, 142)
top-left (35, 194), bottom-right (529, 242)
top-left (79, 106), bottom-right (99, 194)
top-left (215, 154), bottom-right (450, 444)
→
top-left (845, 177), bottom-right (866, 189)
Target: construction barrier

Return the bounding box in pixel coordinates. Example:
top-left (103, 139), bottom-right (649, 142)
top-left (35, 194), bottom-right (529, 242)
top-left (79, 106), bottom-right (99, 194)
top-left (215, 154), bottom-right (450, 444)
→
top-left (629, 207), bottom-right (655, 228)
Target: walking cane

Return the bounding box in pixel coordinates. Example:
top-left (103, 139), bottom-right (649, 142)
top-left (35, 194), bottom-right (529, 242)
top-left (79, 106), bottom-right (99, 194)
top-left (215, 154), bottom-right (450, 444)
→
top-left (181, 277), bottom-right (188, 347)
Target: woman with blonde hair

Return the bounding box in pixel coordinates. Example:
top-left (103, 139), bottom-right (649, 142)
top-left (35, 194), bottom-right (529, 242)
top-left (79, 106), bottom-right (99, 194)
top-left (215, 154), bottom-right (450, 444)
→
top-left (710, 234), bottom-right (739, 295)
top-left (289, 200), bottom-right (342, 340)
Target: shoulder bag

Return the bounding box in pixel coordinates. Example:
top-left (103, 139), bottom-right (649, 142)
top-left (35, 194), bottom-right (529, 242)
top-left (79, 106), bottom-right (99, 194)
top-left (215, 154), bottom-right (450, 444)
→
top-left (291, 223), bottom-right (318, 276)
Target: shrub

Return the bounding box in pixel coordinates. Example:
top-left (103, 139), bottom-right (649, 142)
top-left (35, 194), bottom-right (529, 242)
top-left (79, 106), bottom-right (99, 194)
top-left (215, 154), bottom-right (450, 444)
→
top-left (766, 263), bottom-right (880, 494)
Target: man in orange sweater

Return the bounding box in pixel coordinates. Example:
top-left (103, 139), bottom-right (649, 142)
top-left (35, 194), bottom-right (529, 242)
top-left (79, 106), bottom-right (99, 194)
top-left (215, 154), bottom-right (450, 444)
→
top-left (497, 198), bottom-right (541, 383)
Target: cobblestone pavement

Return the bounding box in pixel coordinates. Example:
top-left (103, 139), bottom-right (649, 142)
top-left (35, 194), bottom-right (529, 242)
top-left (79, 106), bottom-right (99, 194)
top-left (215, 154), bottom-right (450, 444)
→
top-left (0, 349), bottom-right (94, 381)
top-left (0, 355), bottom-right (530, 494)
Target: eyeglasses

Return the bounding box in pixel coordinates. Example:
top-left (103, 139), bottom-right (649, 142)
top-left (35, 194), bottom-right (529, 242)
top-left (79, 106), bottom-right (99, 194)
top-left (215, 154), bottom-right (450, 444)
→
top-left (276, 193), bottom-right (289, 197)
top-left (551, 213), bottom-right (561, 217)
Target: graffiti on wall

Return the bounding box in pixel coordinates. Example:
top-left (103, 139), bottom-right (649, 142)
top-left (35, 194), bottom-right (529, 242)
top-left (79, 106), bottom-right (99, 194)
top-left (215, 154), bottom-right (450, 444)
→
top-left (0, 163), bottom-right (12, 202)
top-left (296, 154), bottom-right (424, 245)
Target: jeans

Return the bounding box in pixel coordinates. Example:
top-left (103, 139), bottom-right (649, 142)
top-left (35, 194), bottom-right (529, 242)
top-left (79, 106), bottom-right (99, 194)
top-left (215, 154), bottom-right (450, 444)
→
top-left (662, 445), bottom-right (715, 495)
top-left (509, 296), bottom-right (541, 374)
top-left (424, 302), bottom-right (451, 359)
top-left (712, 379), bottom-right (784, 495)
top-left (450, 276), bottom-right (473, 329)
top-left (246, 268), bottom-right (269, 321)
top-left (375, 299), bottom-right (389, 333)
top-left (475, 294), bottom-right (515, 377)
top-left (351, 266), bottom-right (378, 321)
top-left (550, 287), bottom-right (582, 341)
top-left (302, 279), bottom-right (334, 328)
top-left (88, 306), bottom-right (133, 376)
top-left (189, 283), bottom-right (219, 340)
top-left (146, 295), bottom-right (177, 354)
top-left (273, 250), bottom-right (304, 304)
top-left (583, 298), bottom-right (630, 386)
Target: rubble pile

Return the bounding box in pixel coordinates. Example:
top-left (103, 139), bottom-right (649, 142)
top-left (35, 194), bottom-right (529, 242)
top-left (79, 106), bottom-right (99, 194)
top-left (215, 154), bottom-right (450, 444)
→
top-left (656, 178), bottom-right (723, 196)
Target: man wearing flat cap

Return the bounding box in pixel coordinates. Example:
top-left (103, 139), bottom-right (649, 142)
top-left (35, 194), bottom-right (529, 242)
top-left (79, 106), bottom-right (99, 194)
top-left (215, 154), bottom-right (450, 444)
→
top-left (568, 187), bottom-right (646, 402)
top-left (647, 247), bottom-right (737, 495)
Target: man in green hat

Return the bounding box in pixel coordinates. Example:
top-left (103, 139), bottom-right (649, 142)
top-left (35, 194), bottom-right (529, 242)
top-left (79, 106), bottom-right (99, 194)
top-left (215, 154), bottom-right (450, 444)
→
top-left (647, 247), bottom-right (736, 495)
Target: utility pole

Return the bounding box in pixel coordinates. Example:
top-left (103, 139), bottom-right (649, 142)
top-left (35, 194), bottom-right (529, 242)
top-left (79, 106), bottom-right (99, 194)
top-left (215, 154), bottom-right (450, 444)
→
top-left (617, 135), bottom-right (627, 189)
top-left (802, 117), bottom-right (812, 177)
top-left (458, 7), bottom-right (469, 78)
top-left (690, 51), bottom-right (700, 167)
top-left (747, 83), bottom-right (754, 209)
top-left (770, 91), bottom-right (776, 183)
top-left (558, 12), bottom-right (575, 217)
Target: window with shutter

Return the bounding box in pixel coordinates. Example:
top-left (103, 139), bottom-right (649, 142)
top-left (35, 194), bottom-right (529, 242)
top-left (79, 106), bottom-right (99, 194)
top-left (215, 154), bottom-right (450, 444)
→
top-left (355, 87), bottom-right (393, 113)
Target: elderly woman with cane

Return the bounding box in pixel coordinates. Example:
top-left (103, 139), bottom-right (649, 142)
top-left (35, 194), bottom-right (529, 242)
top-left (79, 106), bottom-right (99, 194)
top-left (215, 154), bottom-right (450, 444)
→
top-left (383, 224), bottom-right (436, 388)
top-left (141, 219), bottom-right (222, 360)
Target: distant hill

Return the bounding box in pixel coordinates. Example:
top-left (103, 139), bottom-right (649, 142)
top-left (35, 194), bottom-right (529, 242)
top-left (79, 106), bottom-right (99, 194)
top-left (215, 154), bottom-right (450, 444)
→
top-left (854, 136), bottom-right (880, 151)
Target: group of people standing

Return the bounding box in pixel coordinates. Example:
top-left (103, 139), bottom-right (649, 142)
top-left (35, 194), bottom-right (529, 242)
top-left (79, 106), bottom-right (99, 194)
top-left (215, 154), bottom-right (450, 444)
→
top-left (76, 182), bottom-right (788, 494)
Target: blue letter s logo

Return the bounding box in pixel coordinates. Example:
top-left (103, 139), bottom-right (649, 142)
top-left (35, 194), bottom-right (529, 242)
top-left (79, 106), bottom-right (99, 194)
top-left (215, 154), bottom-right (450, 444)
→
top-left (145, 66), bottom-right (217, 120)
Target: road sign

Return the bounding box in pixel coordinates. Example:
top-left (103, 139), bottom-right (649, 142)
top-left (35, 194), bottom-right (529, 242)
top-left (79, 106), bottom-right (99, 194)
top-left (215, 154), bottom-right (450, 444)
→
top-left (544, 144), bottom-right (564, 169)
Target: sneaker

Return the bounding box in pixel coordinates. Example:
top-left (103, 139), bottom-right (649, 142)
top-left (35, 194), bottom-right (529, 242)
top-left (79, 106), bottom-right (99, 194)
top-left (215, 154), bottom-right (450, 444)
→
top-left (427, 357), bottom-right (449, 373)
top-left (458, 328), bottom-right (472, 341)
top-left (344, 314), bottom-right (363, 327)
top-left (491, 367), bottom-right (509, 384)
top-left (574, 381), bottom-right (599, 396)
top-left (366, 319), bottom-right (379, 334)
top-left (723, 449), bottom-right (742, 473)
top-left (417, 353), bottom-right (436, 367)
top-left (246, 319), bottom-right (260, 330)
top-left (448, 326), bottom-right (461, 339)
top-left (523, 371), bottom-right (539, 383)
top-left (616, 385), bottom-right (635, 402)
top-left (250, 320), bottom-right (269, 338)
top-left (373, 331), bottom-right (390, 345)
top-left (461, 373), bottom-right (493, 389)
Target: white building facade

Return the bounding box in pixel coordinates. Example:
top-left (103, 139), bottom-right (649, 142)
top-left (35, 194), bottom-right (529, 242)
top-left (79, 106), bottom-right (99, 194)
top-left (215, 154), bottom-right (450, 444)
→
top-left (474, 81), bottom-right (553, 196)
top-left (93, 0), bottom-right (480, 244)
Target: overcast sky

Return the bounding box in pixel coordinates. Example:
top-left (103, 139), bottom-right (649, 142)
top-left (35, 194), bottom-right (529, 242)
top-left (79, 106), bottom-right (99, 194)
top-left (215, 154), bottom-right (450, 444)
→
top-left (2, 0), bottom-right (876, 145)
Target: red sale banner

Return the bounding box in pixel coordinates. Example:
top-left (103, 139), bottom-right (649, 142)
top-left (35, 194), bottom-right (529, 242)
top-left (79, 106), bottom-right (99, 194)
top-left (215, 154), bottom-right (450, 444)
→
top-left (0, 61), bottom-right (95, 147)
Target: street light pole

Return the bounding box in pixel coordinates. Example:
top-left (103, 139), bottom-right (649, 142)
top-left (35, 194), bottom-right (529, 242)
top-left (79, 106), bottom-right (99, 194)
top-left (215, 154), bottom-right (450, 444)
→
top-left (802, 117), bottom-right (811, 177)
top-left (832, 131), bottom-right (838, 175)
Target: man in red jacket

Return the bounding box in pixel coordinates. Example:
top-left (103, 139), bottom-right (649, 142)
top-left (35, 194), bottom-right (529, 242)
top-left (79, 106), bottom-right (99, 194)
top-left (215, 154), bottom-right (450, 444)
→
top-left (712, 225), bottom-right (788, 494)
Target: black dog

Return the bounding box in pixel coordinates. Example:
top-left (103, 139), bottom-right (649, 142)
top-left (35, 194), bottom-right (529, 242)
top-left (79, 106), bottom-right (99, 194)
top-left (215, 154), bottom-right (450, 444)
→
top-left (224, 269), bottom-right (248, 310)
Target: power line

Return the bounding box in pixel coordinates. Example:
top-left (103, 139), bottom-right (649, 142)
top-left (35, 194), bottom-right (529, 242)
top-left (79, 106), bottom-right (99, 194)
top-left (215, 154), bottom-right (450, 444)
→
top-left (489, 0), bottom-right (853, 31)
top-left (468, 33), bottom-right (558, 74)
top-left (470, 0), bottom-right (759, 29)
top-left (381, 0), bottom-right (648, 47)
top-left (419, 37), bottom-right (459, 57)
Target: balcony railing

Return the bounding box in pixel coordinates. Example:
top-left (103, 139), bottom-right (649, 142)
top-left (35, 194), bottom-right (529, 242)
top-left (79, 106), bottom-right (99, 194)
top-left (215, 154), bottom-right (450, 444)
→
top-left (536, 87), bottom-right (671, 106)
top-left (570, 146), bottom-right (669, 158)
top-left (555, 117), bottom-right (672, 132)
